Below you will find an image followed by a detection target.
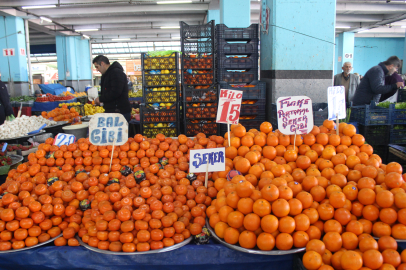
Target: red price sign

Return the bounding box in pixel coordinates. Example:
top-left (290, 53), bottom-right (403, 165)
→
top-left (216, 89), bottom-right (243, 125)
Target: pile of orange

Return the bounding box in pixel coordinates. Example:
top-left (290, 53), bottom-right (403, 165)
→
top-left (0, 133), bottom-right (223, 252)
top-left (207, 120), bottom-right (406, 269)
top-left (40, 105), bottom-right (80, 123)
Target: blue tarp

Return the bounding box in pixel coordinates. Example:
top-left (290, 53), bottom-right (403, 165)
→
top-left (38, 84), bottom-right (73, 96)
top-left (32, 98), bottom-right (77, 112)
top-left (0, 241), bottom-right (294, 270)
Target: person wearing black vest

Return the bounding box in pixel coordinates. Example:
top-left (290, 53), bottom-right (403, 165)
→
top-left (0, 74), bottom-right (14, 125)
top-left (92, 55), bottom-right (131, 122)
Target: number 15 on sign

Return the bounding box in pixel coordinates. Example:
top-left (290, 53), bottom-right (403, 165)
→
top-left (216, 89), bottom-right (243, 125)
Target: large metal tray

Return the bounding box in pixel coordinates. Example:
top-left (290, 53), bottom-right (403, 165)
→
top-left (43, 121), bottom-right (68, 129)
top-left (0, 130), bottom-right (46, 142)
top-left (76, 235), bottom-right (192, 255)
top-left (9, 154), bottom-right (24, 167)
top-left (206, 219), bottom-right (306, 255)
top-left (0, 233), bottom-right (63, 253)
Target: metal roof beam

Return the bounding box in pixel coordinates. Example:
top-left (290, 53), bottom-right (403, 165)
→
top-left (337, 3), bottom-right (406, 13)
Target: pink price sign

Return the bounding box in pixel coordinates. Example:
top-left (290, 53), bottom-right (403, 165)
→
top-left (276, 96), bottom-right (314, 135)
top-left (216, 89), bottom-right (243, 125)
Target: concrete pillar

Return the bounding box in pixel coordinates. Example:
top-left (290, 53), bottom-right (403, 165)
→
top-left (260, 0), bottom-right (336, 104)
top-left (220, 0), bottom-right (250, 28)
top-left (56, 36), bottom-right (92, 92)
top-left (336, 32), bottom-right (355, 75)
top-left (0, 16), bottom-right (29, 96)
top-left (207, 0), bottom-right (220, 24)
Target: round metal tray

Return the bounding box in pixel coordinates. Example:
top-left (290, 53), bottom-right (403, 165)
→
top-left (373, 236), bottom-right (406, 242)
top-left (43, 121), bottom-right (68, 129)
top-left (0, 130), bottom-right (45, 142)
top-left (206, 219), bottom-right (306, 255)
top-left (9, 154), bottom-right (24, 167)
top-left (76, 235), bottom-right (192, 255)
top-left (0, 233), bottom-right (62, 253)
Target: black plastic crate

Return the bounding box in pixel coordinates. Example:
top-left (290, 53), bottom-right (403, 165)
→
top-left (142, 52), bottom-right (178, 70)
top-left (142, 127), bottom-right (178, 138)
top-left (387, 145), bottom-right (406, 171)
top-left (218, 69), bottom-right (258, 84)
top-left (370, 145), bottom-right (389, 164)
top-left (219, 81), bottom-right (266, 99)
top-left (143, 73), bottom-right (177, 87)
top-left (183, 56), bottom-right (214, 70)
top-left (220, 116), bottom-right (266, 135)
top-left (351, 103), bottom-right (391, 125)
top-left (218, 54), bottom-right (258, 69)
top-left (183, 85), bottom-right (218, 103)
top-left (184, 120), bottom-right (218, 136)
top-left (216, 24), bottom-right (258, 40)
top-left (390, 125), bottom-right (406, 145)
top-left (141, 103), bottom-right (179, 123)
top-left (183, 71), bottom-right (214, 86)
top-left (217, 39), bottom-right (259, 55)
top-left (359, 124), bottom-right (390, 146)
top-left (144, 89), bottom-right (178, 103)
top-left (390, 104), bottom-right (406, 125)
top-left (397, 89), bottom-right (406, 102)
top-left (184, 103), bottom-right (218, 119)
top-left (182, 41), bottom-right (214, 55)
top-left (240, 99), bottom-right (266, 116)
top-left (181, 20), bottom-right (214, 39)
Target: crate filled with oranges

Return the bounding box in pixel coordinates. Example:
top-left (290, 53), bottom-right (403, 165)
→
top-left (40, 104), bottom-right (80, 123)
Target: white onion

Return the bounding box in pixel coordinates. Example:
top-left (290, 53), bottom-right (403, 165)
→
top-left (0, 116), bottom-right (57, 139)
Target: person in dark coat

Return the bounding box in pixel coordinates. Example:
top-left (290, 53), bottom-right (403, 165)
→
top-left (379, 72), bottom-right (404, 102)
top-left (352, 56), bottom-right (404, 105)
top-left (0, 77), bottom-right (14, 125)
top-left (92, 55), bottom-right (131, 122)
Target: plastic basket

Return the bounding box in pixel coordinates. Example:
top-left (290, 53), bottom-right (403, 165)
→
top-left (218, 54), bottom-right (258, 69)
top-left (219, 81), bottom-right (266, 99)
top-left (351, 103), bottom-right (391, 126)
top-left (182, 40), bottom-right (214, 55)
top-left (390, 104), bottom-right (406, 125)
top-left (217, 39), bottom-right (259, 55)
top-left (142, 52), bottom-right (178, 70)
top-left (240, 99), bottom-right (266, 116)
top-left (183, 72), bottom-right (214, 86)
top-left (371, 145), bottom-right (388, 164)
top-left (180, 20), bottom-right (215, 39)
top-left (184, 120), bottom-right (218, 136)
top-left (218, 69), bottom-right (258, 84)
top-left (216, 24), bottom-right (259, 40)
top-left (183, 56), bottom-right (214, 69)
top-left (183, 85), bottom-right (218, 103)
top-left (359, 124), bottom-right (390, 146)
top-left (141, 103), bottom-right (178, 123)
top-left (143, 73), bottom-right (177, 87)
top-left (184, 103), bottom-right (218, 119)
top-left (390, 125), bottom-right (406, 145)
top-left (144, 90), bottom-right (178, 103)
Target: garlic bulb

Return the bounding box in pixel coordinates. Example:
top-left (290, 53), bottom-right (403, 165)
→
top-left (0, 116), bottom-right (57, 139)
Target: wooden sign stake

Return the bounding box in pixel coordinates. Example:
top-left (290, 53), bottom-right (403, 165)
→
top-left (336, 113), bottom-right (339, 136)
top-left (109, 138), bottom-right (116, 173)
top-left (293, 126), bottom-right (297, 150)
top-left (205, 160), bottom-right (209, 188)
top-left (227, 119), bottom-right (231, 147)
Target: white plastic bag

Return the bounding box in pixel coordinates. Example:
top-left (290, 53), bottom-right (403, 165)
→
top-left (87, 87), bottom-right (99, 101)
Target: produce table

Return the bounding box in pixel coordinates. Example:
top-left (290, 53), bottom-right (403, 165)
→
top-left (0, 241), bottom-right (295, 270)
top-left (32, 98), bottom-right (78, 112)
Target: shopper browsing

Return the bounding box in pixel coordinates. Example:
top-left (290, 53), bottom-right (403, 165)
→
top-left (352, 56), bottom-right (404, 105)
top-left (92, 55), bottom-right (131, 122)
top-left (333, 62), bottom-right (360, 103)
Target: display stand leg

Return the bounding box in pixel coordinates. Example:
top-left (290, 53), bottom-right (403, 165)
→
top-left (227, 120), bottom-right (231, 147)
top-left (109, 139), bottom-right (116, 172)
top-left (336, 113), bottom-right (339, 136)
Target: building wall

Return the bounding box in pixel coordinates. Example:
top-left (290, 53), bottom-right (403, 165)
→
top-left (353, 37), bottom-right (404, 76)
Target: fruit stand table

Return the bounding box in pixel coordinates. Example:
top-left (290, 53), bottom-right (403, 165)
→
top-left (0, 241), bottom-right (296, 270)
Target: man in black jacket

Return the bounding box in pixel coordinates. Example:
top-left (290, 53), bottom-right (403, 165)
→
top-left (92, 55), bottom-right (131, 122)
top-left (352, 56), bottom-right (404, 105)
top-left (0, 74), bottom-right (14, 125)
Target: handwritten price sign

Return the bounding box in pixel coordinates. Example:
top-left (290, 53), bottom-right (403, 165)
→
top-left (54, 133), bottom-right (76, 146)
top-left (216, 89), bottom-right (243, 125)
top-left (276, 96), bottom-right (314, 135)
top-left (189, 148), bottom-right (226, 173)
top-left (327, 86), bottom-right (346, 120)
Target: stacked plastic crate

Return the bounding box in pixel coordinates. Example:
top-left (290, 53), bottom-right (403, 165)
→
top-left (140, 52), bottom-right (180, 138)
top-left (216, 24), bottom-right (263, 134)
top-left (180, 21), bottom-right (219, 136)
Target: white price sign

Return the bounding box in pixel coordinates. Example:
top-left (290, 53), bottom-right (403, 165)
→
top-left (276, 96), bottom-right (314, 135)
top-left (54, 133), bottom-right (76, 146)
top-left (328, 86), bottom-right (346, 120)
top-left (216, 89), bottom-right (243, 125)
top-left (189, 148), bottom-right (226, 173)
top-left (89, 113), bottom-right (128, 146)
